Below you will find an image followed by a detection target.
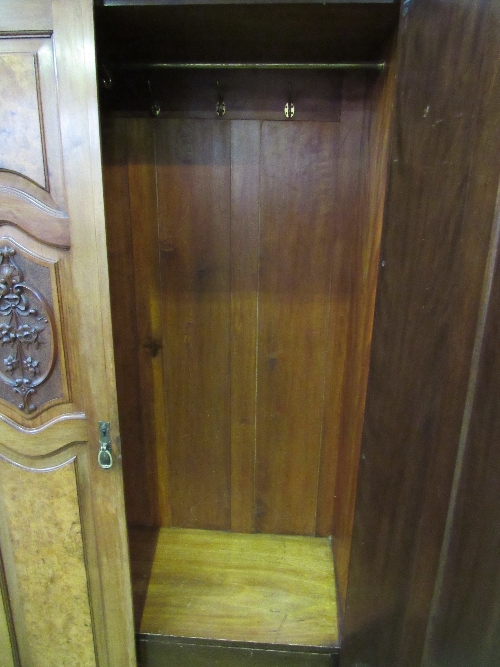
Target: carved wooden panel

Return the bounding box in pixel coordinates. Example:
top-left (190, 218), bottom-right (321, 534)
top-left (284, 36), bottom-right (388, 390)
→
top-left (0, 36), bottom-right (69, 248)
top-left (0, 455), bottom-right (97, 667)
top-left (0, 238), bottom-right (67, 421)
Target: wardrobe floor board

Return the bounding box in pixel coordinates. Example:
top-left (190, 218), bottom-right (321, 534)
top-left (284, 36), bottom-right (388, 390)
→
top-left (131, 527), bottom-right (339, 650)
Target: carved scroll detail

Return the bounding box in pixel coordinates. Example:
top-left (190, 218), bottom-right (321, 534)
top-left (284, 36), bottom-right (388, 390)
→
top-left (0, 246), bottom-right (56, 413)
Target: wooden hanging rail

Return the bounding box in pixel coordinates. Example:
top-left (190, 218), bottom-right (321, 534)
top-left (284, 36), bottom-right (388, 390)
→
top-left (110, 61), bottom-right (386, 71)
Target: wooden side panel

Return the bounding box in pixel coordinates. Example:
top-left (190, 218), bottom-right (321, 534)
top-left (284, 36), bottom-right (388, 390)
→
top-left (342, 1), bottom-right (500, 665)
top-left (255, 121), bottom-right (337, 535)
top-left (157, 119), bottom-right (231, 530)
top-left (325, 64), bottom-right (395, 610)
top-left (422, 5), bottom-right (500, 665)
top-left (0, 456), bottom-right (96, 667)
top-left (423, 201), bottom-right (500, 667)
top-left (0, 53), bottom-right (45, 187)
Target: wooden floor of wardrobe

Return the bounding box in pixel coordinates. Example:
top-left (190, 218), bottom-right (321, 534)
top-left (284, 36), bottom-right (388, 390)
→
top-left (130, 527), bottom-right (339, 666)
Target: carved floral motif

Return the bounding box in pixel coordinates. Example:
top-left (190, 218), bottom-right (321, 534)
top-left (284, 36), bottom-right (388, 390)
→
top-left (0, 246), bottom-right (56, 413)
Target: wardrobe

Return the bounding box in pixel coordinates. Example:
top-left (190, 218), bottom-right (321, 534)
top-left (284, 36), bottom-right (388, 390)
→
top-left (1, 1), bottom-right (499, 666)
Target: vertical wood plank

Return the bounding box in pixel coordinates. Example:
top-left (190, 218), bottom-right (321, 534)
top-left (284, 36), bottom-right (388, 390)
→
top-left (324, 65), bottom-right (395, 610)
top-left (255, 122), bottom-right (337, 535)
top-left (127, 118), bottom-right (171, 527)
top-left (316, 74), bottom-right (366, 542)
top-left (422, 4), bottom-right (500, 665)
top-left (230, 121), bottom-right (260, 533)
top-left (157, 119), bottom-right (231, 530)
top-left (102, 117), bottom-right (154, 527)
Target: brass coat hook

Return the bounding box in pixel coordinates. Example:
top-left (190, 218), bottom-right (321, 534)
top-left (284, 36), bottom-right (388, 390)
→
top-left (147, 79), bottom-right (161, 117)
top-left (284, 81), bottom-right (294, 119)
top-left (216, 80), bottom-right (226, 117)
top-left (101, 63), bottom-right (113, 90)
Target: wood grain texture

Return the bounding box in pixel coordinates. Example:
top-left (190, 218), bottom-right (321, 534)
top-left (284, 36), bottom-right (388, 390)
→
top-left (0, 53), bottom-right (46, 188)
top-left (423, 196), bottom-right (500, 667)
top-left (127, 118), bottom-right (171, 526)
top-left (315, 74), bottom-right (367, 544)
top-left (341, 1), bottom-right (500, 666)
top-left (134, 527), bottom-right (338, 648)
top-left (422, 4), bottom-right (500, 665)
top-left (230, 121), bottom-right (260, 533)
top-left (0, 457), bottom-right (96, 667)
top-left (255, 121), bottom-right (337, 535)
top-left (103, 73), bottom-right (384, 537)
top-left (0, 36), bottom-right (69, 248)
top-left (102, 117), bottom-right (154, 527)
top-left (157, 119), bottom-right (232, 530)
top-left (0, 0), bottom-right (52, 31)
top-left (50, 0), bottom-right (137, 664)
top-left (325, 62), bottom-right (395, 611)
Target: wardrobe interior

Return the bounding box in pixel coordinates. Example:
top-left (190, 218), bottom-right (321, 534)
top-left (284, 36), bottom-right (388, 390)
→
top-left (95, 1), bottom-right (400, 662)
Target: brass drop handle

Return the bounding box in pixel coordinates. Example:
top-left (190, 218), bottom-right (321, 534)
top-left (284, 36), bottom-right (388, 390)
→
top-left (98, 421), bottom-right (113, 469)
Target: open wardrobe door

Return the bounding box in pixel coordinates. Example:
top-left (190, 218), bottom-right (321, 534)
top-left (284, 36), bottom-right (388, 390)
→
top-left (0, 1), bottom-right (135, 666)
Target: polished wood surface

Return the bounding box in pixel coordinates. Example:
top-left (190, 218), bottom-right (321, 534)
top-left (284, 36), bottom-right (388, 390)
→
top-left (0, 35), bottom-right (69, 248)
top-left (0, 456), bottom-right (96, 667)
top-left (102, 73), bottom-right (384, 543)
top-left (158, 119), bottom-right (233, 529)
top-left (133, 527), bottom-right (338, 648)
top-left (255, 120), bottom-right (337, 535)
top-left (230, 121), bottom-right (260, 533)
top-left (0, 1), bottom-right (136, 666)
top-left (327, 49), bottom-right (396, 611)
top-left (341, 0), bottom-right (500, 665)
top-left (421, 3), bottom-right (500, 663)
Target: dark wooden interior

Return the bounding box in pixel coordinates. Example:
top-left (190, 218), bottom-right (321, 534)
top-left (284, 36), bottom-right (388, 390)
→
top-left (98, 1), bottom-right (397, 662)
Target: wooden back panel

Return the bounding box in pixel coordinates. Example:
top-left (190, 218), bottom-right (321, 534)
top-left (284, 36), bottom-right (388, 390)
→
top-left (103, 73), bottom-right (390, 557)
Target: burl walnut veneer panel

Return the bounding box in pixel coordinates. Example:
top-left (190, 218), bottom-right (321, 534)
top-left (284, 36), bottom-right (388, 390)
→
top-left (0, 457), bottom-right (97, 667)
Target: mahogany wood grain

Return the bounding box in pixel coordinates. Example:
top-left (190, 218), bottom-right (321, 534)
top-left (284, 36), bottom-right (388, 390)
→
top-left (423, 196), bottom-right (500, 667)
top-left (341, 1), bottom-right (500, 665)
top-left (422, 3), bottom-right (500, 665)
top-left (324, 62), bottom-right (395, 611)
top-left (315, 74), bottom-right (366, 543)
top-left (230, 121), bottom-right (260, 533)
top-left (157, 119), bottom-right (232, 530)
top-left (102, 118), bottom-right (151, 527)
top-left (134, 527), bottom-right (339, 649)
top-left (255, 121), bottom-right (338, 535)
top-left (103, 73), bottom-right (385, 538)
top-left (100, 70), bottom-right (341, 122)
top-left (127, 118), bottom-right (171, 527)
top-left (0, 3), bottom-right (136, 667)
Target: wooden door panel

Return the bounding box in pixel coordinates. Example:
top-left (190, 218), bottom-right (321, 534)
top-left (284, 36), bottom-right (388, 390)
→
top-left (0, 448), bottom-right (98, 667)
top-left (0, 232), bottom-right (71, 424)
top-left (0, 2), bottom-right (135, 666)
top-left (0, 35), bottom-right (69, 248)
